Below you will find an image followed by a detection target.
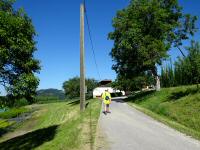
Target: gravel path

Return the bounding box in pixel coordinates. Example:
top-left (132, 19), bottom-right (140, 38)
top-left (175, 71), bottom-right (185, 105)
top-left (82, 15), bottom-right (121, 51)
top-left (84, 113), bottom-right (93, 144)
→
top-left (97, 98), bottom-right (200, 150)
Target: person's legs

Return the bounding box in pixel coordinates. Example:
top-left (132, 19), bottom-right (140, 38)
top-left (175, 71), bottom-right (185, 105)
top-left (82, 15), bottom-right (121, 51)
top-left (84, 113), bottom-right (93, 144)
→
top-left (106, 104), bottom-right (111, 113)
top-left (102, 102), bottom-right (107, 115)
top-left (104, 103), bottom-right (107, 112)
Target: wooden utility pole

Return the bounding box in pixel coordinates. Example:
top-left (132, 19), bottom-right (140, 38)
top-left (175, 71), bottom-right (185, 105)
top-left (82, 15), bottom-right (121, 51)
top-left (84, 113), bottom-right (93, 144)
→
top-left (80, 3), bottom-right (85, 112)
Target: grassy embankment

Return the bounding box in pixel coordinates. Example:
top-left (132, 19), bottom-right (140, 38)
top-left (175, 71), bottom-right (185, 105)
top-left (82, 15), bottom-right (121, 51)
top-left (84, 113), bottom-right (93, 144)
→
top-left (0, 107), bottom-right (30, 134)
top-left (126, 85), bottom-right (200, 140)
top-left (0, 99), bottom-right (102, 150)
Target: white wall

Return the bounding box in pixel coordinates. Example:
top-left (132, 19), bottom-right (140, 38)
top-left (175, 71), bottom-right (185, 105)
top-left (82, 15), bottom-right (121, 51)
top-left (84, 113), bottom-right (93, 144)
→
top-left (93, 87), bottom-right (125, 98)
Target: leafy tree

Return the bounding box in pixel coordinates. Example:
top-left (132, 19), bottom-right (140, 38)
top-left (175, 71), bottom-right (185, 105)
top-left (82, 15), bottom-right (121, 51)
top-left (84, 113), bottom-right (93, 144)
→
top-left (108, 0), bottom-right (197, 87)
top-left (111, 76), bottom-right (135, 92)
top-left (174, 57), bottom-right (191, 85)
top-left (63, 77), bottom-right (98, 99)
top-left (63, 77), bottom-right (79, 99)
top-left (112, 71), bottom-right (155, 92)
top-left (161, 40), bottom-right (200, 88)
top-left (160, 60), bottom-right (174, 87)
top-left (0, 0), bottom-right (40, 103)
top-left (86, 78), bottom-right (99, 97)
top-left (187, 41), bottom-right (200, 87)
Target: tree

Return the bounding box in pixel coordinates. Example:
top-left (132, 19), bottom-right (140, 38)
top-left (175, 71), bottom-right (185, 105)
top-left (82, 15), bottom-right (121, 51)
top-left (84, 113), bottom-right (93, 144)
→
top-left (112, 71), bottom-right (155, 92)
top-left (0, 0), bottom-right (40, 103)
top-left (186, 41), bottom-right (200, 87)
top-left (111, 76), bottom-right (135, 92)
top-left (62, 77), bottom-right (98, 99)
top-left (160, 60), bottom-right (175, 87)
top-left (161, 40), bottom-right (200, 88)
top-left (63, 77), bottom-right (79, 99)
top-left (108, 0), bottom-right (197, 89)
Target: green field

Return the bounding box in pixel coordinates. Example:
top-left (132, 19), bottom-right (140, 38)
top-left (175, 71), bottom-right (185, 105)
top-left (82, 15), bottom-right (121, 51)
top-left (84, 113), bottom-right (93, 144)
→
top-left (0, 99), bottom-right (102, 150)
top-left (126, 85), bottom-right (200, 140)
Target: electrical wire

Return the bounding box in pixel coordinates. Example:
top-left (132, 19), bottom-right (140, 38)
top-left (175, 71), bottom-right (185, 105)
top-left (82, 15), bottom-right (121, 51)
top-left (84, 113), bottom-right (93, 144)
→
top-left (83, 0), bottom-right (102, 81)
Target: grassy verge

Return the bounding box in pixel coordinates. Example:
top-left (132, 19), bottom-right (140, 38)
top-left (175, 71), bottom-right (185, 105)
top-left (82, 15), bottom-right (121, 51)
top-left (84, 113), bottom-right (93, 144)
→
top-left (0, 107), bottom-right (30, 134)
top-left (126, 85), bottom-right (200, 140)
top-left (0, 107), bottom-right (29, 119)
top-left (0, 120), bottom-right (15, 135)
top-left (0, 99), bottom-right (102, 150)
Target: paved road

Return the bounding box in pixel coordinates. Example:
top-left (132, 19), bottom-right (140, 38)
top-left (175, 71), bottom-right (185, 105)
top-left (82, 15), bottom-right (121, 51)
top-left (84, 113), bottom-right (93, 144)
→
top-left (97, 98), bottom-right (200, 150)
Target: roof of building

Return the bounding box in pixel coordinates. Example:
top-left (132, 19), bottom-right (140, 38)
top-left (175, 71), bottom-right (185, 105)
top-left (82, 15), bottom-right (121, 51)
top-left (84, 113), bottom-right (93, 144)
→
top-left (99, 79), bottom-right (112, 85)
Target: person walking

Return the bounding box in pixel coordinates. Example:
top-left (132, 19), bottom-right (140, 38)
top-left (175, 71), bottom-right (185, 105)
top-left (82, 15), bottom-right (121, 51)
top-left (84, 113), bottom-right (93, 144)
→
top-left (101, 89), bottom-right (112, 115)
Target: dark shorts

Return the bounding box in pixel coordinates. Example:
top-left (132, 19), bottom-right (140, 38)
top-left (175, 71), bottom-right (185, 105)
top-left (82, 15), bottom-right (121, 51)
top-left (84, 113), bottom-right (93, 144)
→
top-left (106, 104), bottom-right (109, 107)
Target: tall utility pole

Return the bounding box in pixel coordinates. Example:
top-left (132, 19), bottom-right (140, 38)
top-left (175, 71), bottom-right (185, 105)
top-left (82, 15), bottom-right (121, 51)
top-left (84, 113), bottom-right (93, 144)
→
top-left (80, 3), bottom-right (85, 112)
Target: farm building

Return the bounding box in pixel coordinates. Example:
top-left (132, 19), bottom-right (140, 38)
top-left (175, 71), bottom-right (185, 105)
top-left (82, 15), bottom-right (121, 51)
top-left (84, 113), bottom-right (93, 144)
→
top-left (93, 80), bottom-right (125, 98)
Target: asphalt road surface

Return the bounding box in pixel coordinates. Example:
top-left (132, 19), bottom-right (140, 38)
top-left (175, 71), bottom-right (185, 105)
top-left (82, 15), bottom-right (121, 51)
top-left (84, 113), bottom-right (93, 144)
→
top-left (97, 97), bottom-right (200, 150)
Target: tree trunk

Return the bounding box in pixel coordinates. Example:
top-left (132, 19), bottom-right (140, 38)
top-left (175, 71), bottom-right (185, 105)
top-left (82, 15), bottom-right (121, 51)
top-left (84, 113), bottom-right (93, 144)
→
top-left (156, 76), bottom-right (161, 91)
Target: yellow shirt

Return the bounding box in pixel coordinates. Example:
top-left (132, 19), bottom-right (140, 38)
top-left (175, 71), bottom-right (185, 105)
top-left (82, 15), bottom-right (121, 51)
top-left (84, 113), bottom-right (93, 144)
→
top-left (102, 91), bottom-right (111, 104)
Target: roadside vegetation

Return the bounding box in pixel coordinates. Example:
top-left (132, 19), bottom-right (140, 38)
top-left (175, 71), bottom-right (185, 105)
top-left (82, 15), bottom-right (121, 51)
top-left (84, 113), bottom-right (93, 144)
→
top-left (126, 85), bottom-right (200, 140)
top-left (161, 41), bottom-right (200, 88)
top-left (108, 0), bottom-right (200, 141)
top-left (0, 99), bottom-right (102, 150)
top-left (109, 0), bottom-right (198, 92)
top-left (63, 77), bottom-right (98, 99)
top-left (0, 107), bottom-right (29, 119)
top-left (0, 0), bottom-right (200, 148)
top-left (0, 0), bottom-right (40, 104)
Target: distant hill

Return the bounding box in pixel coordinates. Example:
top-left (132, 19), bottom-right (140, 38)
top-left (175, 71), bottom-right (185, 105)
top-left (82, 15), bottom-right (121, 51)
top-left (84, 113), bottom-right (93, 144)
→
top-left (37, 88), bottom-right (65, 100)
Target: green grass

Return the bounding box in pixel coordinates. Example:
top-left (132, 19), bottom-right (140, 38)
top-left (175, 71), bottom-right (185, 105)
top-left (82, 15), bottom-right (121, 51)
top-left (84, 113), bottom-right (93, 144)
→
top-left (0, 119), bottom-right (16, 137)
top-left (0, 106), bottom-right (29, 136)
top-left (0, 120), bottom-right (15, 129)
top-left (126, 85), bottom-right (200, 140)
top-left (0, 107), bottom-right (29, 119)
top-left (0, 99), bottom-right (102, 150)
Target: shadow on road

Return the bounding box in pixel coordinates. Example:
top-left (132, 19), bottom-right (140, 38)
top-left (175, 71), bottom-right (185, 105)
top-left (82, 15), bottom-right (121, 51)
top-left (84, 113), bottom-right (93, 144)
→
top-left (111, 98), bottom-right (126, 103)
top-left (0, 125), bottom-right (58, 150)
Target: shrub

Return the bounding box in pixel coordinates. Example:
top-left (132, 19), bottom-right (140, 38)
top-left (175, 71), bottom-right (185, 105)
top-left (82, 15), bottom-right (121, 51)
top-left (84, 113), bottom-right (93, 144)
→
top-left (14, 98), bottom-right (29, 107)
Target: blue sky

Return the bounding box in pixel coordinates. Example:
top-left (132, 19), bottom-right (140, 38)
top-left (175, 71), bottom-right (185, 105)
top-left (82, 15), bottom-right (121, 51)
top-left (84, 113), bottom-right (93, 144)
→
top-left (0, 0), bottom-right (200, 94)
top-left (168, 0), bottom-right (200, 62)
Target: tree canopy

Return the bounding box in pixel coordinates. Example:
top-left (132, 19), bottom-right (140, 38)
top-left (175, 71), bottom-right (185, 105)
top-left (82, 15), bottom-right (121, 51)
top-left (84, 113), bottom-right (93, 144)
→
top-left (161, 40), bottom-right (200, 88)
top-left (112, 71), bottom-right (155, 92)
top-left (0, 0), bottom-right (40, 103)
top-left (63, 77), bottom-right (98, 99)
top-left (109, 0), bottom-right (197, 79)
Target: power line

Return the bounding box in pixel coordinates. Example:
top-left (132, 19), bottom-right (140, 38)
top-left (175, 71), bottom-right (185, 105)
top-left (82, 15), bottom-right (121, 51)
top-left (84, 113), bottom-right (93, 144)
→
top-left (83, 1), bottom-right (101, 81)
